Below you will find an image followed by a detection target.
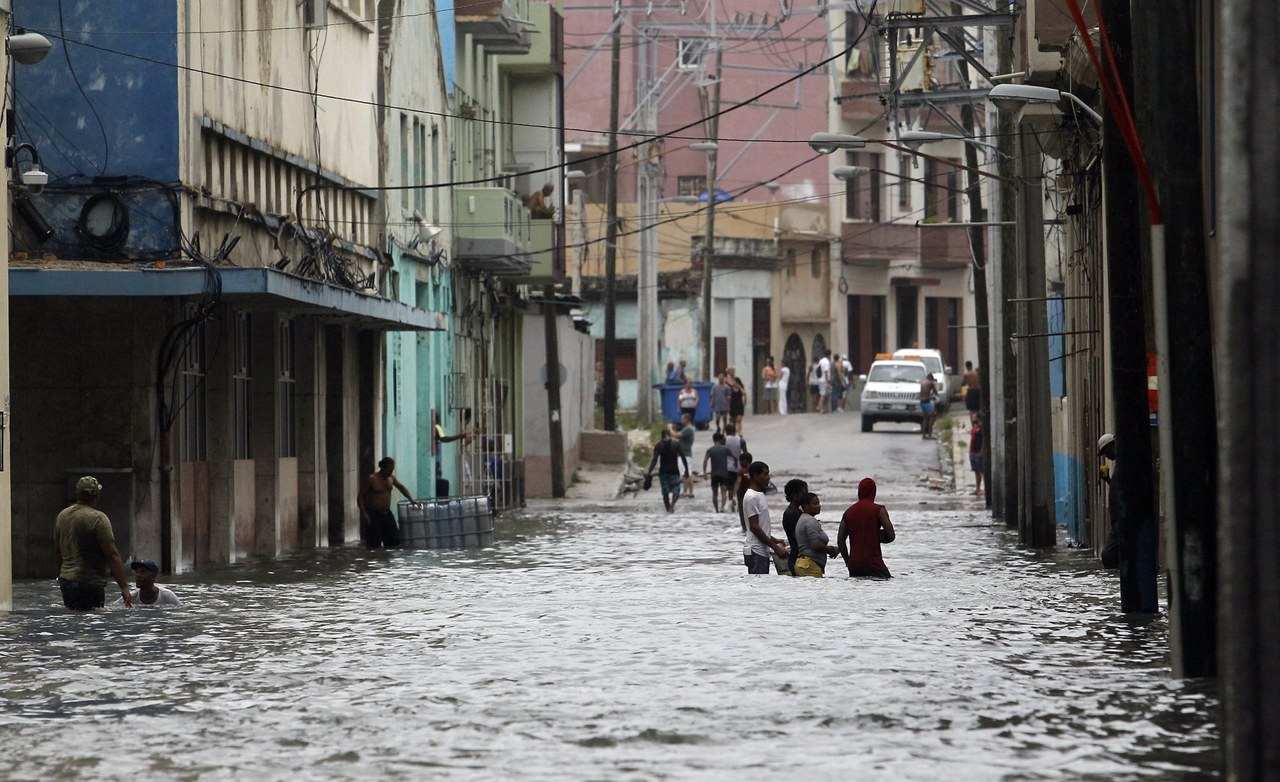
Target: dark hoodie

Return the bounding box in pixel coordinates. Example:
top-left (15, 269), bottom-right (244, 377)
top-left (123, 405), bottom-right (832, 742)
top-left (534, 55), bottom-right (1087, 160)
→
top-left (841, 478), bottom-right (891, 578)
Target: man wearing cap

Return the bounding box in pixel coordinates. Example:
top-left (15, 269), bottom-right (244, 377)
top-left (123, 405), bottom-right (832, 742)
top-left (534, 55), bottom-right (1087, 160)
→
top-left (54, 476), bottom-right (133, 609)
top-left (115, 560), bottom-right (180, 607)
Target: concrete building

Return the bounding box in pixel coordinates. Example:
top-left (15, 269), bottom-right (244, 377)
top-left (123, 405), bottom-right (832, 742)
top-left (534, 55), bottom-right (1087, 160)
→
top-left (562, 0), bottom-right (835, 417)
top-left (6, 1), bottom-right (444, 576)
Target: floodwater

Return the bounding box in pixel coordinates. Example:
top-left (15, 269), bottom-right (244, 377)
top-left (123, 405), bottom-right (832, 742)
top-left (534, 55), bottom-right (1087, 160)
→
top-left (0, 490), bottom-right (1218, 780)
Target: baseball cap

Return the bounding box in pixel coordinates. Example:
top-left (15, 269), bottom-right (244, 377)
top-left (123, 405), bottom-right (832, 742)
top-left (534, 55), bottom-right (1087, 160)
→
top-left (75, 476), bottom-right (103, 495)
top-left (1097, 433), bottom-right (1115, 454)
top-left (131, 560), bottom-right (159, 574)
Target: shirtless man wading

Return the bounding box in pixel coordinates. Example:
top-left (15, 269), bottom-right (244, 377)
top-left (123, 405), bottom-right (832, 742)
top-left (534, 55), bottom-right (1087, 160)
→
top-left (358, 457), bottom-right (415, 548)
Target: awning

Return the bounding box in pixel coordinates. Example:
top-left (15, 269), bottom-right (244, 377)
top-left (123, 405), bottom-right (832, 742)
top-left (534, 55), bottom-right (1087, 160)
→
top-left (9, 266), bottom-right (446, 331)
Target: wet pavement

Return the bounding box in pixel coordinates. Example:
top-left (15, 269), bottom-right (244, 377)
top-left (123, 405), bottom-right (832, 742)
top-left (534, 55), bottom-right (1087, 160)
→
top-left (0, 411), bottom-right (1219, 780)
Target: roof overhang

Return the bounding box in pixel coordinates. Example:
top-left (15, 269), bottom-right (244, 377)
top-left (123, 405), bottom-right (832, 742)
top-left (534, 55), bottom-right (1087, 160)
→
top-left (9, 266), bottom-right (446, 331)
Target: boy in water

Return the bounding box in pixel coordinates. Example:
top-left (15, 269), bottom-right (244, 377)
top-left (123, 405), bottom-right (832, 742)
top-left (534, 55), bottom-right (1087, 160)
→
top-left (702, 431), bottom-right (734, 513)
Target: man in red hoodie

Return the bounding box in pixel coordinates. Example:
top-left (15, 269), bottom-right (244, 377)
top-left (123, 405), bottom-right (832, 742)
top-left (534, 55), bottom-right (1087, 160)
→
top-left (837, 477), bottom-right (896, 578)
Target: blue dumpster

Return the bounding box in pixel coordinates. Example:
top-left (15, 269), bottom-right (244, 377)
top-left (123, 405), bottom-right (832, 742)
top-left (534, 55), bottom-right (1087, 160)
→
top-left (654, 382), bottom-right (715, 429)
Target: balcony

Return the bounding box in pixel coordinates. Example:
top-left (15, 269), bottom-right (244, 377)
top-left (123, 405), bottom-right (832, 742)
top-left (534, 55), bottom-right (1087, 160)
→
top-left (454, 187), bottom-right (534, 275)
top-left (511, 218), bottom-right (564, 283)
top-left (841, 221), bottom-right (972, 266)
top-left (497, 2), bottom-right (562, 74)
top-left (457, 0), bottom-right (531, 54)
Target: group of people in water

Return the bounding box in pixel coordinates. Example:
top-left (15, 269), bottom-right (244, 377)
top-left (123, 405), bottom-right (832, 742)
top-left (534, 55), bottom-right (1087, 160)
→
top-left (644, 426), bottom-right (895, 578)
top-left (740, 464), bottom-right (895, 579)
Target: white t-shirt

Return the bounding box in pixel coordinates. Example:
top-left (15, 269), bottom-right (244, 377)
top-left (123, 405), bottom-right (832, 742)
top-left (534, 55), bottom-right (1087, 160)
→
top-left (818, 356), bottom-right (831, 381)
top-left (742, 487), bottom-right (772, 557)
top-left (115, 587), bottom-right (181, 607)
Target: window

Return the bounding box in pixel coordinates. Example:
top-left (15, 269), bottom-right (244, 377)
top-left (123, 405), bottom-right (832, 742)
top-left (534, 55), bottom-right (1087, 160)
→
top-left (925, 158), bottom-right (961, 222)
top-left (414, 119), bottom-right (427, 215)
top-left (677, 38), bottom-right (705, 71)
top-left (677, 175), bottom-right (706, 197)
top-left (277, 317), bottom-right (297, 458)
top-left (180, 305), bottom-right (207, 462)
top-left (234, 312), bottom-right (252, 460)
top-left (594, 338), bottom-right (637, 380)
top-left (400, 113), bottom-right (411, 215)
top-left (844, 151), bottom-right (881, 221)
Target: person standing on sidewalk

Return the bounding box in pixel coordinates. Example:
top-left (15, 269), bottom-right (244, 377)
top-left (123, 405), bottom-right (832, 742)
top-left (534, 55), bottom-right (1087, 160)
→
top-left (742, 461), bottom-right (787, 574)
top-left (646, 429), bottom-right (689, 514)
top-left (761, 357), bottom-right (780, 415)
top-left (969, 414), bottom-right (985, 496)
top-left (54, 476), bottom-right (134, 610)
top-left (677, 379), bottom-right (699, 423)
top-left (711, 374), bottom-right (731, 432)
top-left (962, 361), bottom-right (982, 417)
top-left (838, 477), bottom-right (896, 579)
top-left (778, 364), bottom-right (791, 415)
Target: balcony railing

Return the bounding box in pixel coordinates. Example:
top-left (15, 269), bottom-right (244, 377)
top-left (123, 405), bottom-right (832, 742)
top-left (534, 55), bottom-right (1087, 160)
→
top-left (842, 221), bottom-right (973, 265)
top-left (454, 187), bottom-right (534, 275)
top-left (457, 0), bottom-right (531, 54)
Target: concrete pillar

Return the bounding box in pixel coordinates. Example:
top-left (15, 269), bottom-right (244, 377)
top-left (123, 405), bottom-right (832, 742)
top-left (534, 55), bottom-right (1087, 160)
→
top-left (1219, 0), bottom-right (1280, 773)
top-left (250, 312), bottom-right (280, 557)
top-left (296, 318), bottom-right (325, 548)
top-left (1013, 117), bottom-right (1057, 547)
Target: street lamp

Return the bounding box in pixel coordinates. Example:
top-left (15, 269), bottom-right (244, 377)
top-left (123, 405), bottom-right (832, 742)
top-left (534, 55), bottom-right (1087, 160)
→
top-left (809, 132), bottom-right (867, 154)
top-left (987, 83), bottom-right (1103, 125)
top-left (832, 165), bottom-right (869, 181)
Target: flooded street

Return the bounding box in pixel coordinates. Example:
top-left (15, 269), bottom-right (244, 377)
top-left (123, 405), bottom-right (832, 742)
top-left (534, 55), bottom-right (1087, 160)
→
top-left (0, 416), bottom-right (1218, 780)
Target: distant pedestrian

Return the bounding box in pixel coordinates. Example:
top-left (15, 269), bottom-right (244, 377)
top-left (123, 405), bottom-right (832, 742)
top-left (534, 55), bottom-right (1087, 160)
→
top-left (723, 423), bottom-right (746, 466)
top-left (672, 413), bottom-right (697, 498)
top-left (830, 353), bottom-right (846, 412)
top-left (808, 359), bottom-right (822, 412)
top-left (969, 414), bottom-right (985, 496)
top-left (665, 361), bottom-right (679, 384)
top-left (727, 368), bottom-right (747, 434)
top-left (711, 373), bottom-right (731, 432)
top-left (793, 493), bottom-right (840, 577)
top-left (678, 379), bottom-right (699, 423)
top-left (761, 357), bottom-right (780, 415)
top-left (838, 477), bottom-right (896, 579)
top-left (54, 476), bottom-right (134, 610)
top-left (646, 429), bottom-right (689, 514)
top-left (962, 361), bottom-right (982, 415)
top-left (919, 373), bottom-right (938, 439)
top-left (780, 478), bottom-right (809, 577)
top-left (817, 352), bottom-right (832, 413)
top-left (742, 461), bottom-right (788, 574)
top-left (778, 364), bottom-right (791, 415)
top-left (840, 354), bottom-right (854, 411)
top-left (733, 451), bottom-right (753, 527)
top-left (675, 359), bottom-right (689, 385)
top-left (358, 457), bottom-right (415, 548)
top-left (114, 559), bottom-right (181, 607)
top-left (702, 432), bottom-right (734, 513)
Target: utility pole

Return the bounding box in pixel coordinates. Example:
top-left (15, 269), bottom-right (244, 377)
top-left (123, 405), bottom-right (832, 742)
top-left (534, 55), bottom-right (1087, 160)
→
top-left (698, 46), bottom-right (722, 383)
top-left (1098, 0), bottom-right (1158, 615)
top-left (636, 28), bottom-right (659, 422)
top-left (1131, 1), bottom-right (1217, 671)
top-left (602, 0), bottom-right (621, 431)
top-left (1012, 118), bottom-right (1056, 547)
top-left (950, 2), bottom-right (992, 510)
top-left (996, 29), bottom-right (1017, 529)
top-left (543, 283), bottom-right (566, 497)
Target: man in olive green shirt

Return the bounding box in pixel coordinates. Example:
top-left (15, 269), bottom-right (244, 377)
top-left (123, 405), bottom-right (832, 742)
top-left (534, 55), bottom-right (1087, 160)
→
top-left (54, 476), bottom-right (133, 610)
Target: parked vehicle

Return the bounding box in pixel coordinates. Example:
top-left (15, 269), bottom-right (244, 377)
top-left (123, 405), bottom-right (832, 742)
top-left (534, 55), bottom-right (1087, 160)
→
top-left (859, 358), bottom-right (929, 432)
top-left (893, 348), bottom-right (952, 411)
